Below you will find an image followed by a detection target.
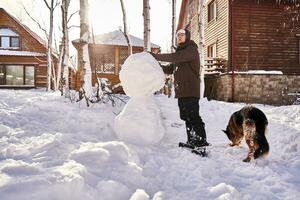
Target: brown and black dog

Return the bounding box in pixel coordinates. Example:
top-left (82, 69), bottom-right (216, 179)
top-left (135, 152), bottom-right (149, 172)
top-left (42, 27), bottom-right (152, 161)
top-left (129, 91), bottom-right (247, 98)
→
top-left (223, 106), bottom-right (269, 162)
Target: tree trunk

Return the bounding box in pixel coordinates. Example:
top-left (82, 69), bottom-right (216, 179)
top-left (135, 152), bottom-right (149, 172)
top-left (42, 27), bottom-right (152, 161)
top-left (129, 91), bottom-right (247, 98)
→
top-left (56, 43), bottom-right (64, 91)
top-left (120, 0), bottom-right (132, 55)
top-left (79, 0), bottom-right (92, 97)
top-left (171, 0), bottom-right (176, 53)
top-left (62, 0), bottom-right (71, 97)
top-left (46, 0), bottom-right (55, 91)
top-left (143, 0), bottom-right (151, 51)
top-left (198, 0), bottom-right (205, 99)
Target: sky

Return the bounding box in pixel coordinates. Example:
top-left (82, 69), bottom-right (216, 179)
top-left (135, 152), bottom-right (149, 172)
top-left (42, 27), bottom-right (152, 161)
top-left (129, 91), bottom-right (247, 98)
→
top-left (0, 0), bottom-right (182, 55)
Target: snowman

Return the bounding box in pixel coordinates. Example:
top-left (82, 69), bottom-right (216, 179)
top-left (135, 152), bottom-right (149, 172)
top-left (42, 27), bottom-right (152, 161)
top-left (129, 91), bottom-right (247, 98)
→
top-left (114, 52), bottom-right (166, 145)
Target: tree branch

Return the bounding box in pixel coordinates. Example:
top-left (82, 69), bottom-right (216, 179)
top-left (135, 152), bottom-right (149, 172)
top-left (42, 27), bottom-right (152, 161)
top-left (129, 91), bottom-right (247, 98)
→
top-left (54, 0), bottom-right (60, 9)
top-left (68, 10), bottom-right (79, 23)
top-left (68, 25), bottom-right (80, 30)
top-left (23, 5), bottom-right (49, 39)
top-left (43, 0), bottom-right (51, 10)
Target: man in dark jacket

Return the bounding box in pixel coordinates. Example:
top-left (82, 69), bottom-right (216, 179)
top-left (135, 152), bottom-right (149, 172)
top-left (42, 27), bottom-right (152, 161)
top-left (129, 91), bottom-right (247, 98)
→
top-left (152, 29), bottom-right (209, 147)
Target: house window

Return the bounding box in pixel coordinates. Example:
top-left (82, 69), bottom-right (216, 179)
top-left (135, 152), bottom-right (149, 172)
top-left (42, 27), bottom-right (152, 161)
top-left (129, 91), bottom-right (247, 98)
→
top-left (1, 36), bottom-right (10, 48)
top-left (207, 43), bottom-right (216, 58)
top-left (25, 66), bottom-right (35, 85)
top-left (95, 48), bottom-right (115, 74)
top-left (208, 0), bottom-right (217, 23)
top-left (0, 65), bottom-right (35, 86)
top-left (6, 65), bottom-right (23, 85)
top-left (0, 28), bottom-right (20, 49)
top-left (0, 65), bottom-right (5, 85)
top-left (297, 34), bottom-right (300, 63)
top-left (11, 37), bottom-right (20, 48)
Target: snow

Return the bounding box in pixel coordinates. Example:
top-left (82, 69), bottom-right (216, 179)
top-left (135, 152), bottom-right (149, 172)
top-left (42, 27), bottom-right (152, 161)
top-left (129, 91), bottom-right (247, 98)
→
top-left (0, 50), bottom-right (46, 57)
top-left (0, 89), bottom-right (300, 200)
top-left (227, 70), bottom-right (283, 75)
top-left (129, 189), bottom-right (150, 200)
top-left (87, 30), bottom-right (160, 48)
top-left (115, 96), bottom-right (165, 145)
top-left (116, 52), bottom-right (165, 145)
top-left (119, 52), bottom-right (165, 97)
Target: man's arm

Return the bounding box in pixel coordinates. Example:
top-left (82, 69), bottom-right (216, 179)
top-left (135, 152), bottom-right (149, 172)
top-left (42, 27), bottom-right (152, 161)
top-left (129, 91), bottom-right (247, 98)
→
top-left (153, 45), bottom-right (198, 63)
top-left (161, 64), bottom-right (175, 74)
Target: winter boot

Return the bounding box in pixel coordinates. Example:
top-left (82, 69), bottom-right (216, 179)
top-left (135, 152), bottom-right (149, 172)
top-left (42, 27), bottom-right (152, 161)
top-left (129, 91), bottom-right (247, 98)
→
top-left (185, 122), bottom-right (193, 144)
top-left (190, 121), bottom-right (210, 147)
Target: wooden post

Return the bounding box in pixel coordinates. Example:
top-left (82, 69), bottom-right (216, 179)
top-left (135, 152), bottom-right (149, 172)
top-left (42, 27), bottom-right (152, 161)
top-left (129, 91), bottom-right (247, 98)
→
top-left (115, 47), bottom-right (120, 75)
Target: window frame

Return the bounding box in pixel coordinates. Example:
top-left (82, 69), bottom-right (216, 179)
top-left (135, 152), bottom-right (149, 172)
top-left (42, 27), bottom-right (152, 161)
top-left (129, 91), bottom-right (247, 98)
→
top-left (0, 36), bottom-right (10, 49)
top-left (207, 0), bottom-right (217, 23)
top-left (0, 27), bottom-right (20, 49)
top-left (0, 65), bottom-right (35, 86)
top-left (207, 43), bottom-right (217, 58)
top-left (297, 34), bottom-right (300, 63)
top-left (10, 36), bottom-right (20, 48)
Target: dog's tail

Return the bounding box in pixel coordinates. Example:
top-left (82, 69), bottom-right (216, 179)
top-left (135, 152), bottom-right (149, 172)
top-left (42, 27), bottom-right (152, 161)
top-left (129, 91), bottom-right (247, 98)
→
top-left (254, 124), bottom-right (269, 159)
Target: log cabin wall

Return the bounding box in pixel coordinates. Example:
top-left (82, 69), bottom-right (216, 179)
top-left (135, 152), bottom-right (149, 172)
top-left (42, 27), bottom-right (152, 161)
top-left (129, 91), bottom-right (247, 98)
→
top-left (87, 44), bottom-right (151, 89)
top-left (0, 8), bottom-right (47, 53)
top-left (0, 8), bottom-right (58, 89)
top-left (231, 0), bottom-right (300, 74)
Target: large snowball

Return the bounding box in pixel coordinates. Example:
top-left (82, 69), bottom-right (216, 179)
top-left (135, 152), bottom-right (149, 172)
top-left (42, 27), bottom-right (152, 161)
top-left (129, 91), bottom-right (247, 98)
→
top-left (119, 52), bottom-right (165, 97)
top-left (114, 97), bottom-right (165, 145)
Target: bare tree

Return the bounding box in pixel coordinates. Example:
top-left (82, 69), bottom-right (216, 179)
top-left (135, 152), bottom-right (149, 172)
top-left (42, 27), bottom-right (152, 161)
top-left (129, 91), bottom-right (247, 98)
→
top-left (78, 0), bottom-right (93, 97)
top-left (120, 0), bottom-right (132, 55)
top-left (198, 0), bottom-right (205, 99)
top-left (44, 0), bottom-right (60, 91)
top-left (23, 0), bottom-right (59, 91)
top-left (143, 0), bottom-right (151, 51)
top-left (60, 0), bottom-right (73, 97)
top-left (171, 0), bottom-right (176, 52)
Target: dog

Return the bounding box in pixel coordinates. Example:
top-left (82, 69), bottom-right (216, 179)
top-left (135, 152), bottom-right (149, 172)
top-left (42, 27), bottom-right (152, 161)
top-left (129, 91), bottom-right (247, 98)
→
top-left (223, 106), bottom-right (269, 162)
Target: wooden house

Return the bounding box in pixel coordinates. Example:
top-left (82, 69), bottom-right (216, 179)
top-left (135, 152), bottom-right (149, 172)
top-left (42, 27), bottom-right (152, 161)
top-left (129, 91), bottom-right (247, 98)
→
top-left (72, 30), bottom-right (160, 90)
top-left (178, 0), bottom-right (300, 105)
top-left (0, 8), bottom-right (62, 89)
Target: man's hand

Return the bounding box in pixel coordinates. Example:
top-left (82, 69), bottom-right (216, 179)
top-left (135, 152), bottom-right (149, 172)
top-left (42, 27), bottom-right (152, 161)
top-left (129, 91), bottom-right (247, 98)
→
top-left (148, 51), bottom-right (156, 58)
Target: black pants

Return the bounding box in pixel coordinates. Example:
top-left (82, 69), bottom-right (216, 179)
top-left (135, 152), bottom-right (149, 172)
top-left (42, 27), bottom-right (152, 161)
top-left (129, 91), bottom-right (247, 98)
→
top-left (178, 97), bottom-right (207, 142)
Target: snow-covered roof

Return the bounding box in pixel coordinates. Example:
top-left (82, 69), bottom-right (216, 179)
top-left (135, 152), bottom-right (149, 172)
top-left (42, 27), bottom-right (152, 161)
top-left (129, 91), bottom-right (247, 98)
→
top-left (73, 30), bottom-right (160, 49)
top-left (228, 70), bottom-right (283, 75)
top-left (0, 8), bottom-right (58, 58)
top-left (0, 50), bottom-right (46, 57)
top-left (0, 8), bottom-right (47, 47)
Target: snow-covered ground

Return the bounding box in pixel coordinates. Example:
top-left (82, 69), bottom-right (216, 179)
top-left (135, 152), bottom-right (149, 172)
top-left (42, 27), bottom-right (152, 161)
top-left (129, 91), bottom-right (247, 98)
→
top-left (0, 89), bottom-right (299, 200)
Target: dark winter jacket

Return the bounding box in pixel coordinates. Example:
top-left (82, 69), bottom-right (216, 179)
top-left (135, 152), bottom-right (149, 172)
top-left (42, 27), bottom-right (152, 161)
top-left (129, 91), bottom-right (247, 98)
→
top-left (153, 40), bottom-right (200, 98)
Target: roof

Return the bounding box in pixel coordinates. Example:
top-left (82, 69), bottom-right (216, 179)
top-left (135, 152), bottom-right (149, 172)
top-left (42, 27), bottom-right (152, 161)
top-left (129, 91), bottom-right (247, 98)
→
top-left (0, 50), bottom-right (46, 57)
top-left (0, 8), bottom-right (47, 47)
top-left (73, 30), bottom-right (160, 49)
top-left (0, 8), bottom-right (58, 58)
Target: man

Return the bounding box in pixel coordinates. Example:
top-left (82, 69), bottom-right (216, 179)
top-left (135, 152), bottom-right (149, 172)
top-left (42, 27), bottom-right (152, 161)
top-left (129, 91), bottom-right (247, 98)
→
top-left (152, 29), bottom-right (209, 147)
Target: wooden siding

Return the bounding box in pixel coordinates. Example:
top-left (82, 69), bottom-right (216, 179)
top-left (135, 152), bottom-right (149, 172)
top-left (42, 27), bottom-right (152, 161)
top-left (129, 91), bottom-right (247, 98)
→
top-left (72, 44), bottom-right (158, 90)
top-left (231, 0), bottom-right (300, 74)
top-left (177, 0), bottom-right (229, 60)
top-left (204, 0), bottom-right (229, 60)
top-left (0, 8), bottom-right (47, 53)
top-left (0, 55), bottom-right (49, 87)
top-left (0, 8), bottom-right (59, 88)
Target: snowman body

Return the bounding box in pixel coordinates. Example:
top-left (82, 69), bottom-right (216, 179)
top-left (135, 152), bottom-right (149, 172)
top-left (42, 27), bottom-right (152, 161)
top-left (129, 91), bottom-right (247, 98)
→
top-left (114, 52), bottom-right (166, 145)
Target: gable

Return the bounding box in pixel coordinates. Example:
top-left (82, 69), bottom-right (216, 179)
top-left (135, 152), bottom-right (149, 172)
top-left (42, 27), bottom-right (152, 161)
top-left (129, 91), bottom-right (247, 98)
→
top-left (0, 8), bottom-right (47, 53)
